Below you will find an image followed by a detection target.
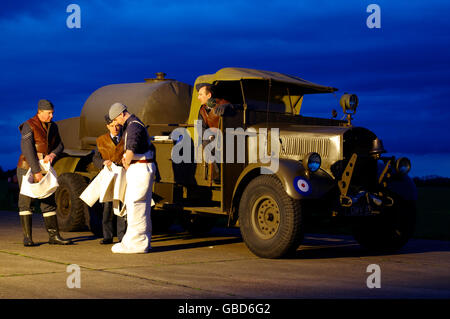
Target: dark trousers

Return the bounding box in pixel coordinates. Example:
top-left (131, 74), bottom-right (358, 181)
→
top-left (102, 201), bottom-right (127, 241)
top-left (16, 167), bottom-right (56, 213)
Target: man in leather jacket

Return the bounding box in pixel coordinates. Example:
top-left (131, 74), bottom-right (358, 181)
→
top-left (196, 83), bottom-right (233, 132)
top-left (92, 115), bottom-right (127, 244)
top-left (17, 99), bottom-right (72, 246)
top-left (196, 83), bottom-right (234, 183)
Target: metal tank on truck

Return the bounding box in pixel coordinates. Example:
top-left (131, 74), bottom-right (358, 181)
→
top-left (54, 68), bottom-right (417, 258)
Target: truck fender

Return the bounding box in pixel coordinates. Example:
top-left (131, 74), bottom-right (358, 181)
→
top-left (53, 156), bottom-right (81, 176)
top-left (232, 159), bottom-right (335, 204)
top-left (386, 175), bottom-right (418, 201)
top-left (274, 159), bottom-right (335, 200)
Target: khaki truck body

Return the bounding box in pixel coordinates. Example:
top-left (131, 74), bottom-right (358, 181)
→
top-left (54, 68), bottom-right (417, 258)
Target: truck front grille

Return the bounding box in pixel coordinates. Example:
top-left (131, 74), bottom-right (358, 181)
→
top-left (280, 136), bottom-right (331, 158)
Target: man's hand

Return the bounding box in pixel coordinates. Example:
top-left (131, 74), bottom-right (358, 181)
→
top-left (122, 150), bottom-right (134, 170)
top-left (121, 157), bottom-right (130, 170)
top-left (43, 153), bottom-right (56, 164)
top-left (103, 160), bottom-right (113, 167)
top-left (213, 103), bottom-right (232, 116)
top-left (33, 172), bottom-right (44, 183)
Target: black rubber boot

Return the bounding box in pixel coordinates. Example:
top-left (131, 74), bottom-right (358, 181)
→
top-left (20, 214), bottom-right (36, 247)
top-left (44, 214), bottom-right (73, 245)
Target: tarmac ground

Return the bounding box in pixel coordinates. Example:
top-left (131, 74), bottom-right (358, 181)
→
top-left (0, 210), bottom-right (449, 303)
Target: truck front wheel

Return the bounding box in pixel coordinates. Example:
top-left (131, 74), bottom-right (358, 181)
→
top-left (239, 175), bottom-right (304, 258)
top-left (352, 197), bottom-right (416, 252)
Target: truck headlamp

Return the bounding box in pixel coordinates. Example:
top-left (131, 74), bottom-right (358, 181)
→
top-left (340, 94), bottom-right (359, 114)
top-left (395, 157), bottom-right (411, 175)
top-left (303, 152), bottom-right (321, 173)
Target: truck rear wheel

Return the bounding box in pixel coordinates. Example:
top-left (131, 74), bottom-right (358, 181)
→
top-left (239, 175), bottom-right (304, 258)
top-left (55, 173), bottom-right (88, 231)
top-left (352, 198), bottom-right (416, 252)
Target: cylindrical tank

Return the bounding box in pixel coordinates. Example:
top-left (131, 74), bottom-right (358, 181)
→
top-left (79, 76), bottom-right (192, 148)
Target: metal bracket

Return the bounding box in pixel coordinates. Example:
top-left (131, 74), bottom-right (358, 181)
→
top-left (378, 158), bottom-right (392, 186)
top-left (338, 153), bottom-right (357, 198)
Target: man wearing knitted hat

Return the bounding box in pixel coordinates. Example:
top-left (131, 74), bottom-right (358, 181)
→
top-left (16, 99), bottom-right (72, 246)
top-left (108, 102), bottom-right (155, 254)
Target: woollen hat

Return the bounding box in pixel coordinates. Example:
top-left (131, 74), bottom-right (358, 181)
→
top-left (109, 102), bottom-right (127, 120)
top-left (38, 99), bottom-right (54, 111)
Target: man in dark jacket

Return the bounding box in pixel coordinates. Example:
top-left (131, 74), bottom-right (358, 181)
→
top-left (17, 99), bottom-right (72, 246)
top-left (92, 114), bottom-right (127, 244)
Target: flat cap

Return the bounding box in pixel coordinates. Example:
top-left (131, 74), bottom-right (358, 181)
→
top-left (38, 99), bottom-right (54, 111)
top-left (108, 102), bottom-right (127, 120)
top-left (104, 114), bottom-right (112, 124)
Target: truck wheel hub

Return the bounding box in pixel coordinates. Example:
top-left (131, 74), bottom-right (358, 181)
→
top-left (252, 196), bottom-right (280, 239)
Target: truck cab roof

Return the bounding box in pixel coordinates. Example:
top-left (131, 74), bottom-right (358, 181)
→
top-left (195, 67), bottom-right (337, 93)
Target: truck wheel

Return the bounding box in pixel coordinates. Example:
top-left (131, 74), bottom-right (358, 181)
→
top-left (55, 173), bottom-right (89, 232)
top-left (352, 198), bottom-right (416, 252)
top-left (239, 175), bottom-right (304, 258)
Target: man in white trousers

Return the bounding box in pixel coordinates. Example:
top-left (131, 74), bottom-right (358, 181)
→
top-left (108, 102), bottom-right (155, 254)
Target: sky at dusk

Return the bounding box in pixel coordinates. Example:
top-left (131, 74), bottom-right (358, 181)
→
top-left (1, 0), bottom-right (449, 177)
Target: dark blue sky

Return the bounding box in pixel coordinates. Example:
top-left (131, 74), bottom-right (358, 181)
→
top-left (1, 0), bottom-right (449, 177)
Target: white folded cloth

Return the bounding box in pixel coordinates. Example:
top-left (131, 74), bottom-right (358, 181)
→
top-left (79, 163), bottom-right (127, 216)
top-left (20, 160), bottom-right (59, 199)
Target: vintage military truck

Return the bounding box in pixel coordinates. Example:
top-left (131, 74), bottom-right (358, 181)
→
top-left (54, 68), bottom-right (417, 258)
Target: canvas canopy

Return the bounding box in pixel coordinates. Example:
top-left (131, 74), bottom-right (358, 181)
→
top-left (189, 67), bottom-right (338, 119)
top-left (194, 67), bottom-right (338, 93)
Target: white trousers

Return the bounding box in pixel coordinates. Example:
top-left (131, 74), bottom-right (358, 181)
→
top-left (112, 162), bottom-right (155, 254)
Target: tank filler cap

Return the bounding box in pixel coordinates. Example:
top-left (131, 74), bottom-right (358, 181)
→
top-left (144, 72), bottom-right (174, 83)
